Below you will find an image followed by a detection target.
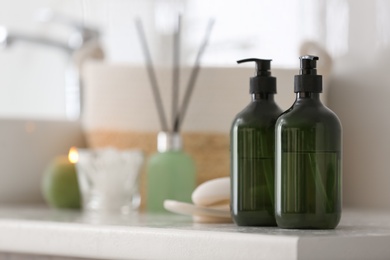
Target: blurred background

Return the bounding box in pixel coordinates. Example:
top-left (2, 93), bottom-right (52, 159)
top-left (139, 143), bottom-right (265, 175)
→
top-left (0, 0), bottom-right (389, 210)
top-left (0, 0), bottom-right (350, 119)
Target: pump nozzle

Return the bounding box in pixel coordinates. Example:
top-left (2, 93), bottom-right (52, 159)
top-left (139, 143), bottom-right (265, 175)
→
top-left (237, 57), bottom-right (276, 94)
top-left (237, 58), bottom-right (271, 76)
top-left (294, 55), bottom-right (322, 93)
top-left (299, 55), bottom-right (319, 75)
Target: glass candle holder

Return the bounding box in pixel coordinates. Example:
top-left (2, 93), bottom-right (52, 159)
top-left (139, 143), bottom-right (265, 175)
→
top-left (76, 147), bottom-right (144, 215)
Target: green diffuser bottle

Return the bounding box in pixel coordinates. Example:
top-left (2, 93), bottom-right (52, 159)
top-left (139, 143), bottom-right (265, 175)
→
top-left (231, 58), bottom-right (282, 226)
top-left (146, 132), bottom-right (196, 212)
top-left (275, 55), bottom-right (342, 229)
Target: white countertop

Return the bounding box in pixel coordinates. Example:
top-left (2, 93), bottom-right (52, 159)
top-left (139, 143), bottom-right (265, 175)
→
top-left (0, 206), bottom-right (389, 260)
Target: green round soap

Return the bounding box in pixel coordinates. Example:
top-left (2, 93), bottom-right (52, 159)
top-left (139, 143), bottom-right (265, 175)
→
top-left (42, 156), bottom-right (81, 209)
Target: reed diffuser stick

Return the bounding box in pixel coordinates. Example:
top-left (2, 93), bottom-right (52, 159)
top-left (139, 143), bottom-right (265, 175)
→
top-left (172, 15), bottom-right (181, 133)
top-left (174, 19), bottom-right (215, 132)
top-left (135, 18), bottom-right (169, 132)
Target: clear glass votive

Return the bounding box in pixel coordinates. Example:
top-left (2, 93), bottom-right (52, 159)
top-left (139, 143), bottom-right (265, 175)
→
top-left (76, 147), bottom-right (144, 215)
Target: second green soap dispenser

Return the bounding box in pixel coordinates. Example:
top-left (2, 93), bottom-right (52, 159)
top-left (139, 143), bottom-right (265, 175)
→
top-left (275, 56), bottom-right (342, 229)
top-left (230, 58), bottom-right (282, 226)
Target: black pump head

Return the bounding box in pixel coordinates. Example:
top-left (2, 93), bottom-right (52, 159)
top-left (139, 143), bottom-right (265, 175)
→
top-left (237, 58), bottom-right (271, 76)
top-left (294, 55), bottom-right (322, 93)
top-left (300, 55), bottom-right (319, 75)
top-left (237, 58), bottom-right (276, 94)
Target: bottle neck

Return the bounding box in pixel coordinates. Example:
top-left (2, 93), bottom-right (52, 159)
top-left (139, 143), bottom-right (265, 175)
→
top-left (251, 93), bottom-right (275, 101)
top-left (296, 92), bottom-right (321, 100)
top-left (157, 132), bottom-right (182, 152)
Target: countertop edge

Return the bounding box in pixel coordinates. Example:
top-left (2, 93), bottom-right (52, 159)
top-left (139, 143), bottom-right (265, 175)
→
top-left (0, 218), bottom-right (299, 260)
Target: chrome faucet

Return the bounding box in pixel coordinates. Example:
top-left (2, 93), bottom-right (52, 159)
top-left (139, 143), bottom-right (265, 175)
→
top-left (0, 8), bottom-right (104, 120)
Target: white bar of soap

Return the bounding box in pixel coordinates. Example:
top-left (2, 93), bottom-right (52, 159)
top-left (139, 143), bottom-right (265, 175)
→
top-left (163, 177), bottom-right (232, 223)
top-left (191, 177), bottom-right (230, 207)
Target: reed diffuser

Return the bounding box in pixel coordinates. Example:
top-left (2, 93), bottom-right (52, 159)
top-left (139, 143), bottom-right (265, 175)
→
top-left (135, 16), bottom-right (214, 212)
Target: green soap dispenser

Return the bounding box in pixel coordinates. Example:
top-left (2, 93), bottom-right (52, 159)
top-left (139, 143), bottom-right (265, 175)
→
top-left (275, 55), bottom-right (342, 229)
top-left (230, 58), bottom-right (282, 226)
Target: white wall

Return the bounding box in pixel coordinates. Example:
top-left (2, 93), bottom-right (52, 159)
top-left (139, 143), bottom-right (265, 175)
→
top-left (327, 0), bottom-right (390, 210)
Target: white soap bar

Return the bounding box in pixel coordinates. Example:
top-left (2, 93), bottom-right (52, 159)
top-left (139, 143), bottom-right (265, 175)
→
top-left (192, 177), bottom-right (230, 206)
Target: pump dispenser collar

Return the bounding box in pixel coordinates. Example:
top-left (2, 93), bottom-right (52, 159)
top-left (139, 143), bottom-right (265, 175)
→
top-left (237, 58), bottom-right (276, 94)
top-left (294, 55), bottom-right (322, 93)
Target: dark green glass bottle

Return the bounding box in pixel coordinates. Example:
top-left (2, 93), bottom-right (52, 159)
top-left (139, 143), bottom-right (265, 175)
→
top-left (275, 56), bottom-right (342, 229)
top-left (231, 58), bottom-right (282, 226)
